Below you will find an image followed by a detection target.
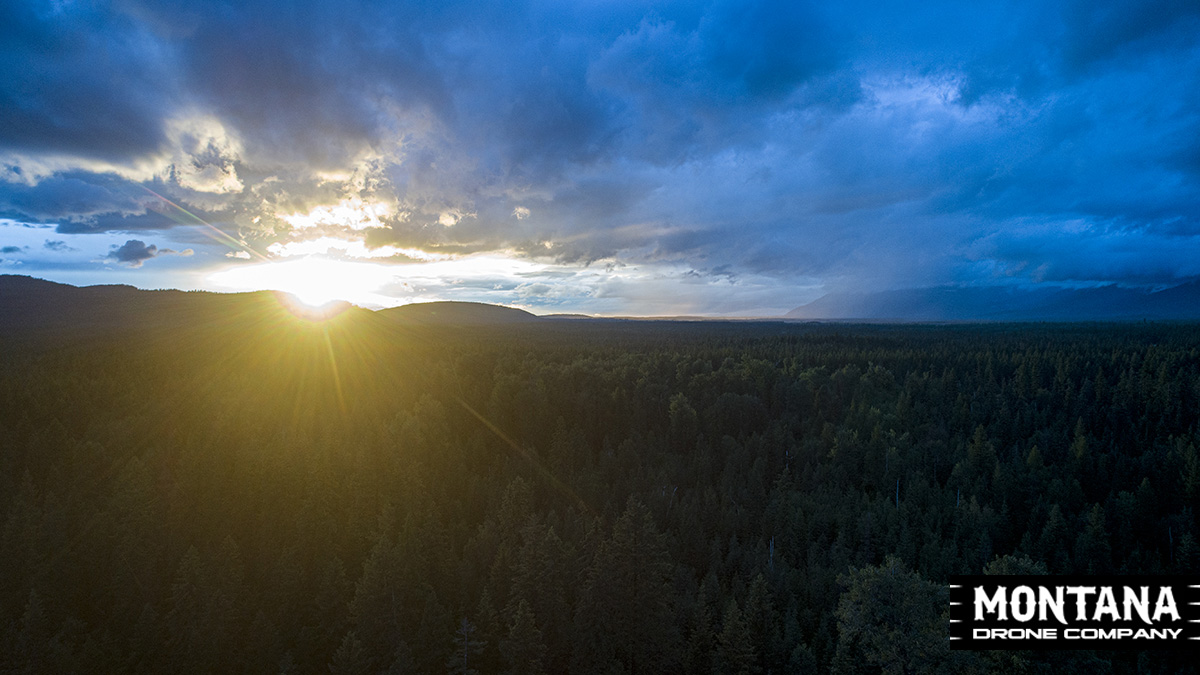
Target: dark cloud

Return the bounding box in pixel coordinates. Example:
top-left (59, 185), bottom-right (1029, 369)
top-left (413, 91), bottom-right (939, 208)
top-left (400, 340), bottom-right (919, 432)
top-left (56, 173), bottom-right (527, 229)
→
top-left (0, 173), bottom-right (147, 223)
top-left (1057, 0), bottom-right (1200, 74)
top-left (1, 246), bottom-right (23, 254)
top-left (0, 1), bottom-right (174, 161)
top-left (43, 240), bottom-right (71, 252)
top-left (104, 237), bottom-right (193, 267)
top-left (107, 240), bottom-right (158, 267)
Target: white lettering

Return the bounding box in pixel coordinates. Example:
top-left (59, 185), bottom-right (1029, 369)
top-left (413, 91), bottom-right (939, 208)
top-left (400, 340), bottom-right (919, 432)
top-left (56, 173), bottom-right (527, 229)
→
top-left (1065, 586), bottom-right (1096, 620)
top-left (978, 628), bottom-right (1057, 639)
top-left (1153, 587), bottom-right (1180, 622)
top-left (1039, 586), bottom-right (1067, 624)
top-left (1064, 627), bottom-right (1183, 640)
top-left (1123, 586), bottom-right (1152, 624)
top-left (1011, 586), bottom-right (1036, 621)
top-left (969, 584), bottom-right (1183, 632)
top-left (1094, 587), bottom-right (1120, 621)
top-left (975, 586), bottom-right (1007, 621)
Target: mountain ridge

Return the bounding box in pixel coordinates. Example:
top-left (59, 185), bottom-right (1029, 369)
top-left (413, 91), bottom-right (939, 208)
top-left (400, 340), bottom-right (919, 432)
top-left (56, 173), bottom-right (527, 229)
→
top-left (376, 300), bottom-right (539, 325)
top-left (786, 282), bottom-right (1200, 321)
top-left (0, 276), bottom-right (542, 337)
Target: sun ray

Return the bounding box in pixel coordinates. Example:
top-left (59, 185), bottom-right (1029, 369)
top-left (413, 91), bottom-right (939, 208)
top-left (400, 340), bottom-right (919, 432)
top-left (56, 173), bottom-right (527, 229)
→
top-left (321, 325), bottom-right (348, 417)
top-left (139, 185), bottom-right (268, 261)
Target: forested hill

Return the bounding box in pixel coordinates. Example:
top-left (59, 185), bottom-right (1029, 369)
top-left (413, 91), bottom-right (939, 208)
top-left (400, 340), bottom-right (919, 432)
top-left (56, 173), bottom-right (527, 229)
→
top-left (377, 300), bottom-right (540, 325)
top-left (0, 275), bottom-right (332, 341)
top-left (0, 275), bottom-right (536, 343)
top-left (0, 275), bottom-right (1198, 673)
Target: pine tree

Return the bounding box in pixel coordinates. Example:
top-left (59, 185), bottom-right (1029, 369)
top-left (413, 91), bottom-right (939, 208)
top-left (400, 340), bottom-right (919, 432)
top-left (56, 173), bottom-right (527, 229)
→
top-left (473, 589), bottom-right (504, 674)
top-left (507, 519), bottom-right (572, 670)
top-left (1073, 504), bottom-right (1112, 574)
top-left (447, 618), bottom-right (485, 675)
top-left (683, 582), bottom-right (717, 674)
top-left (414, 591), bottom-right (452, 673)
top-left (501, 600), bottom-right (547, 675)
top-left (16, 588), bottom-right (51, 675)
top-left (834, 557), bottom-right (948, 675)
top-left (165, 542), bottom-right (246, 673)
top-left (348, 534), bottom-right (409, 658)
top-left (381, 642), bottom-right (416, 674)
top-left (573, 498), bottom-right (680, 674)
top-left (717, 599), bottom-right (758, 675)
top-left (328, 631), bottom-right (371, 675)
top-left (743, 573), bottom-right (782, 672)
top-left (1175, 532), bottom-right (1200, 574)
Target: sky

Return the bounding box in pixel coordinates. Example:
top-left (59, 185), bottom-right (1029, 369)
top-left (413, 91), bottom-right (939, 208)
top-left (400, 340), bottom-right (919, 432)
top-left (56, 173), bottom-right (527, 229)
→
top-left (1, 0), bottom-right (1198, 316)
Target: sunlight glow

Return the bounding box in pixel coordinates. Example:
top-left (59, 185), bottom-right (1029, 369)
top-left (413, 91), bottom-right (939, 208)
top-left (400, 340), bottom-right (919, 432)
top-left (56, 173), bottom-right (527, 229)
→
top-left (274, 292), bottom-right (353, 321)
top-left (280, 197), bottom-right (392, 231)
top-left (208, 257), bottom-right (402, 307)
top-left (207, 251), bottom-right (562, 310)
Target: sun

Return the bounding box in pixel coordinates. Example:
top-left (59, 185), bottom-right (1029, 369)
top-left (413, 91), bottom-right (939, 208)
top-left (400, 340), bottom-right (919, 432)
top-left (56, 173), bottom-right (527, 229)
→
top-left (272, 292), bottom-right (355, 321)
top-left (207, 256), bottom-right (403, 309)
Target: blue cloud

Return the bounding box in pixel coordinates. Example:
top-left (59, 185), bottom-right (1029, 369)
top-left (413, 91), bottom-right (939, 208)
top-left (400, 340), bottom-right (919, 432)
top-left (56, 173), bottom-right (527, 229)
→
top-left (0, 1), bottom-right (174, 161)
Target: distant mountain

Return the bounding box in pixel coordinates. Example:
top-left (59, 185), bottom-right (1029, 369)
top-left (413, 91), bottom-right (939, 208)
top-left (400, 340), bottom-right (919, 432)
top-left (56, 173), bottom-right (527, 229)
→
top-left (785, 281), bottom-right (1200, 321)
top-left (0, 275), bottom-right (374, 343)
top-left (0, 276), bottom-right (542, 342)
top-left (377, 301), bottom-right (539, 325)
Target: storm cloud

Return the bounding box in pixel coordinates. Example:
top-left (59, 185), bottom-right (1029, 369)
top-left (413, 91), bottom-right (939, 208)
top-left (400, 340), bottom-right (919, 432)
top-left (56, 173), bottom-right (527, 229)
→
top-left (2, 0), bottom-right (1198, 312)
top-left (107, 239), bottom-right (192, 267)
top-left (107, 240), bottom-right (159, 267)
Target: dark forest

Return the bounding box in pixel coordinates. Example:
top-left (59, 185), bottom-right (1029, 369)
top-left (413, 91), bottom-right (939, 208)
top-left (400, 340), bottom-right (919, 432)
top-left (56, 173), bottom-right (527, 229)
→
top-left (1, 283), bottom-right (1197, 673)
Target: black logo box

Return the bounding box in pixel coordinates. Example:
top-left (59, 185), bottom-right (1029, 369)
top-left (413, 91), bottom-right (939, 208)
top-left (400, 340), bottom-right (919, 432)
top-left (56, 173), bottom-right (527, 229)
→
top-left (949, 575), bottom-right (1200, 650)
